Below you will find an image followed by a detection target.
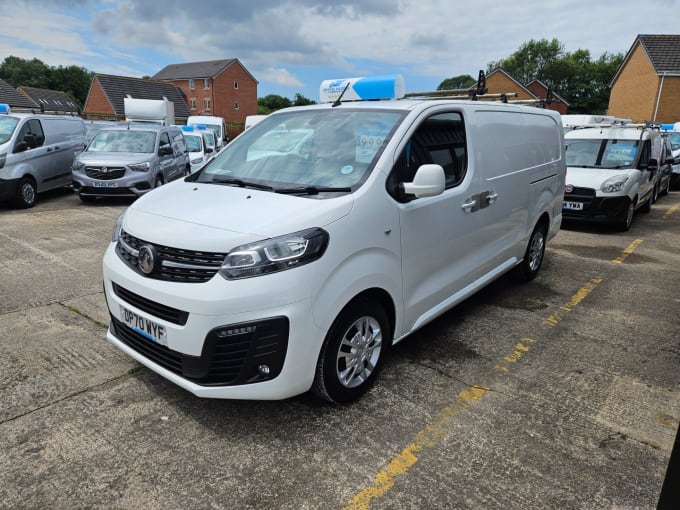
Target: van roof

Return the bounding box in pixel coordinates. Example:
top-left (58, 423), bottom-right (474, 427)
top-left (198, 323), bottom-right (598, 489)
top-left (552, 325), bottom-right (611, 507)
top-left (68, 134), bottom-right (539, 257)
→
top-left (564, 125), bottom-right (656, 141)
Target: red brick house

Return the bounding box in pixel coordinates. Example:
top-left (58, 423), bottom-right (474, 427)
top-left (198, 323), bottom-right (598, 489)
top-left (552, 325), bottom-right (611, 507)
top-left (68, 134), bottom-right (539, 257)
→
top-left (482, 69), bottom-right (568, 113)
top-left (526, 79), bottom-right (569, 115)
top-left (152, 59), bottom-right (258, 130)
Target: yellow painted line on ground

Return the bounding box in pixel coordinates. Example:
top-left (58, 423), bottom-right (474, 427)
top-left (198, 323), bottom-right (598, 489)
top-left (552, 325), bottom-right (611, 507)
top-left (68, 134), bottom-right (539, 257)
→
top-left (612, 238), bottom-right (644, 264)
top-left (345, 275), bottom-right (609, 509)
top-left (543, 277), bottom-right (603, 328)
top-left (663, 203), bottom-right (679, 220)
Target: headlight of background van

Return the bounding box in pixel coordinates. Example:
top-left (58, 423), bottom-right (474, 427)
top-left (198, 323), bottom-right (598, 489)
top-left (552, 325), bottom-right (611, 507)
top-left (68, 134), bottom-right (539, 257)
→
top-left (129, 162), bottom-right (151, 172)
top-left (601, 175), bottom-right (629, 193)
top-left (219, 228), bottom-right (329, 280)
top-left (72, 160), bottom-right (84, 171)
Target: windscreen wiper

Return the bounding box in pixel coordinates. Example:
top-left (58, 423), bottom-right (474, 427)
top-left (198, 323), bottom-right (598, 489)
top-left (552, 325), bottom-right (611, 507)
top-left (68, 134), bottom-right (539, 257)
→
top-left (275, 185), bottom-right (352, 195)
top-left (211, 178), bottom-right (274, 191)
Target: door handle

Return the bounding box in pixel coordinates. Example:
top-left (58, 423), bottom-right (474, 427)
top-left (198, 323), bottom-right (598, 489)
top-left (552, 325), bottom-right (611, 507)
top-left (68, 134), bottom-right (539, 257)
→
top-left (461, 199), bottom-right (477, 212)
top-left (485, 192), bottom-right (498, 204)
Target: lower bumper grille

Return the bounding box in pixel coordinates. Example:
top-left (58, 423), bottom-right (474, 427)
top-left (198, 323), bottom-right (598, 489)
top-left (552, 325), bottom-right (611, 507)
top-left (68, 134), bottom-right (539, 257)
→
top-left (110, 316), bottom-right (289, 386)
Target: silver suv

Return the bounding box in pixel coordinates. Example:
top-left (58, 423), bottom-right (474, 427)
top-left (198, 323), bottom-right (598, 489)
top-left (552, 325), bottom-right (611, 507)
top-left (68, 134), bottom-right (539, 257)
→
top-left (72, 124), bottom-right (189, 202)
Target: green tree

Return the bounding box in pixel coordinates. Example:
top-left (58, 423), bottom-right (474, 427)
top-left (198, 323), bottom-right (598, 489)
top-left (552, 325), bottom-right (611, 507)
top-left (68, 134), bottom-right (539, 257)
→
top-left (292, 93), bottom-right (316, 106)
top-left (485, 39), bottom-right (624, 114)
top-left (257, 94), bottom-right (292, 114)
top-left (437, 74), bottom-right (475, 91)
top-left (487, 38), bottom-right (565, 84)
top-left (0, 56), bottom-right (51, 89)
top-left (49, 65), bottom-right (93, 107)
top-left (0, 56), bottom-right (94, 107)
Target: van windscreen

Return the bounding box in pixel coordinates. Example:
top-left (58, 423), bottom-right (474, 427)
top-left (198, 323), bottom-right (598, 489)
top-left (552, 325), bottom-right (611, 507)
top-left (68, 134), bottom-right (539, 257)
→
top-left (0, 116), bottom-right (19, 145)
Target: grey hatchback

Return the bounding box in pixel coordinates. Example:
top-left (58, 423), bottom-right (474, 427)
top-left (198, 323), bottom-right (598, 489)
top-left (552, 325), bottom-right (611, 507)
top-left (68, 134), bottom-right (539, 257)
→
top-left (72, 124), bottom-right (189, 202)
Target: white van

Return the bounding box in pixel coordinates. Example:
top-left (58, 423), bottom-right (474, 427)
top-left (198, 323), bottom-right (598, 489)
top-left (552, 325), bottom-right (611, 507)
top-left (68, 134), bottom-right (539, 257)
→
top-left (187, 115), bottom-right (227, 151)
top-left (180, 125), bottom-right (214, 173)
top-left (102, 76), bottom-right (565, 403)
top-left (0, 104), bottom-right (86, 208)
top-left (563, 122), bottom-right (661, 230)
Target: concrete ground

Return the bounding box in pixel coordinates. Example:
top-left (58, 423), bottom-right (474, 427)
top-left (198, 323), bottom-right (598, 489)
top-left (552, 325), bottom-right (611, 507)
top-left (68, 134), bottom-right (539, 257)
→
top-left (0, 187), bottom-right (678, 509)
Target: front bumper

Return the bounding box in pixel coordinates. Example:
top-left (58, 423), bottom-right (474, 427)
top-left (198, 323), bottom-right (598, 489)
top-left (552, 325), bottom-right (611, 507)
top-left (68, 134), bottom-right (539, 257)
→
top-left (102, 243), bottom-right (323, 400)
top-left (0, 177), bottom-right (19, 202)
top-left (562, 189), bottom-right (629, 223)
top-left (72, 169), bottom-right (153, 198)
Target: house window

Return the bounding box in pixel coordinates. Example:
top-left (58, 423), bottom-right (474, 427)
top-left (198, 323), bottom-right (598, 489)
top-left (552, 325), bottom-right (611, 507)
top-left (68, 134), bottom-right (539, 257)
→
top-left (234, 101), bottom-right (239, 110)
top-left (189, 79), bottom-right (195, 90)
top-left (190, 99), bottom-right (196, 110)
top-left (204, 98), bottom-right (211, 111)
top-left (234, 80), bottom-right (239, 89)
top-left (203, 79), bottom-right (209, 90)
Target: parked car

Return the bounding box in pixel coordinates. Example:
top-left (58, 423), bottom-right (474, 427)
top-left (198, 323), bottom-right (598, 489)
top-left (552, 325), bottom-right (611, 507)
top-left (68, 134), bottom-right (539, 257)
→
top-left (563, 122), bottom-right (660, 230)
top-left (0, 104), bottom-right (86, 208)
top-left (72, 124), bottom-right (190, 202)
top-left (101, 75), bottom-right (566, 404)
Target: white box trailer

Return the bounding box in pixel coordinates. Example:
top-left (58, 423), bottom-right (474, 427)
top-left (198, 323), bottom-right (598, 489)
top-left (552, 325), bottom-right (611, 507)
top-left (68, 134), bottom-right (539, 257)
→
top-left (124, 97), bottom-right (175, 126)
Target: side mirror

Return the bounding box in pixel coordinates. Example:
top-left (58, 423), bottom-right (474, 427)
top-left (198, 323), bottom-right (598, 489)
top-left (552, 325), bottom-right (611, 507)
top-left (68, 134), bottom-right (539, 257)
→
top-left (205, 147), bottom-right (214, 153)
top-left (158, 145), bottom-right (173, 156)
top-left (645, 157), bottom-right (659, 172)
top-left (14, 141), bottom-right (29, 153)
top-left (402, 164), bottom-right (446, 198)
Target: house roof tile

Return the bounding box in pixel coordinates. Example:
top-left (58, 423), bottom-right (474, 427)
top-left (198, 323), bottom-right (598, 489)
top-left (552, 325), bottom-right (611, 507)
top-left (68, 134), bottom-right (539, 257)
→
top-left (152, 59), bottom-right (237, 80)
top-left (0, 78), bottom-right (39, 109)
top-left (18, 86), bottom-right (80, 113)
top-left (93, 74), bottom-right (191, 117)
top-left (638, 34), bottom-right (680, 74)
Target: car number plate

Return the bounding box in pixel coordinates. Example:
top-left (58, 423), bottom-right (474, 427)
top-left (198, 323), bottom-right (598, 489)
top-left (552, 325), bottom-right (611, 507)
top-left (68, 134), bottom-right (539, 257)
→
top-left (120, 305), bottom-right (167, 344)
top-left (563, 201), bottom-right (584, 211)
top-left (94, 181), bottom-right (118, 188)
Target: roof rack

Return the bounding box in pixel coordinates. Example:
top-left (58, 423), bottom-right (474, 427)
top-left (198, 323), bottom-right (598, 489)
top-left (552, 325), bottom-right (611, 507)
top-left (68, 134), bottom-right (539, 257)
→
top-left (319, 70), bottom-right (554, 107)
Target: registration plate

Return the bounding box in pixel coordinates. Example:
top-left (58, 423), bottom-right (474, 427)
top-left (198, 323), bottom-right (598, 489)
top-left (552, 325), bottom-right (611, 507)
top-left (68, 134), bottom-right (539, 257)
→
top-left (94, 181), bottom-right (118, 188)
top-left (563, 201), bottom-right (584, 211)
top-left (120, 305), bottom-right (167, 344)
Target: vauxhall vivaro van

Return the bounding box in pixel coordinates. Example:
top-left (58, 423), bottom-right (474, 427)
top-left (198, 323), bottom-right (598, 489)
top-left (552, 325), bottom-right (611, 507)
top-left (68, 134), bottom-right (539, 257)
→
top-left (0, 104), bottom-right (86, 208)
top-left (102, 76), bottom-right (566, 404)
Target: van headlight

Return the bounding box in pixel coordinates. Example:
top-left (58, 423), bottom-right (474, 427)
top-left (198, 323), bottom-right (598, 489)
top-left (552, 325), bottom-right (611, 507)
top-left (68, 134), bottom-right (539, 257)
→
top-left (129, 162), bottom-right (151, 172)
top-left (72, 160), bottom-right (84, 171)
top-left (601, 175), bottom-right (629, 193)
top-left (112, 209), bottom-right (127, 242)
top-left (219, 228), bottom-right (329, 280)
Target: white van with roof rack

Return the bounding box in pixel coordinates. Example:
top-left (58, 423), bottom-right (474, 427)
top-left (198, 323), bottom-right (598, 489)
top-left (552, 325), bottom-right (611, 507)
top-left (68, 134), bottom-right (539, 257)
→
top-left (563, 120), bottom-right (665, 230)
top-left (102, 74), bottom-right (565, 404)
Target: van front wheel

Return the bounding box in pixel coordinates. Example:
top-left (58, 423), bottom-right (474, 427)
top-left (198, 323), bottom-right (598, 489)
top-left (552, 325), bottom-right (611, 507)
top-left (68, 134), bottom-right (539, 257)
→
top-left (14, 177), bottom-right (36, 208)
top-left (312, 298), bottom-right (388, 404)
top-left (517, 222), bottom-right (547, 282)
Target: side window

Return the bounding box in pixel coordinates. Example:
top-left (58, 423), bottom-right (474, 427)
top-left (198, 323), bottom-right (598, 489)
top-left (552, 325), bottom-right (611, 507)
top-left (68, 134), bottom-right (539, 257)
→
top-left (159, 132), bottom-right (171, 154)
top-left (14, 119), bottom-right (45, 153)
top-left (637, 139), bottom-right (651, 168)
top-left (387, 112), bottom-right (467, 202)
top-left (189, 79), bottom-right (195, 90)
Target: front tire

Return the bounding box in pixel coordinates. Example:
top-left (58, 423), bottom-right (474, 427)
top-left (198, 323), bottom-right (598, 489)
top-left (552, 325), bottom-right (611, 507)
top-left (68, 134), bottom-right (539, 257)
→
top-left (618, 199), bottom-right (635, 231)
top-left (516, 222), bottom-right (547, 282)
top-left (313, 298), bottom-right (388, 404)
top-left (154, 175), bottom-right (164, 188)
top-left (13, 177), bottom-right (37, 208)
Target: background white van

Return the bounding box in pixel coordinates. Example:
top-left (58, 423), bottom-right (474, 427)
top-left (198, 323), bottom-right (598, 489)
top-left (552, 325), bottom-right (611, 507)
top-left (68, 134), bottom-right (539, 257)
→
top-left (187, 115), bottom-right (227, 151)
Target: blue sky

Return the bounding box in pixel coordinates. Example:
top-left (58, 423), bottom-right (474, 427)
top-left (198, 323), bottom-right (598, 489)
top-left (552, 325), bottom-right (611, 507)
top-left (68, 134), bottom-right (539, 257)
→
top-left (1, 0), bottom-right (679, 101)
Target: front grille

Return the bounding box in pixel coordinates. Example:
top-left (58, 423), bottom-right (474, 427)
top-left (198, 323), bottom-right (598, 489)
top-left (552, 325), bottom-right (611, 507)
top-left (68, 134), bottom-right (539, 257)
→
top-left (86, 166), bottom-right (126, 179)
top-left (112, 282), bottom-right (189, 325)
top-left (110, 316), bottom-right (289, 386)
top-left (563, 186), bottom-right (596, 215)
top-left (117, 230), bottom-right (226, 283)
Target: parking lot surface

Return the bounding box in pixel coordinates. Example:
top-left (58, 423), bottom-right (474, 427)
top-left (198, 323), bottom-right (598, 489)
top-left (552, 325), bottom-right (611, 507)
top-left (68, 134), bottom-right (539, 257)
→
top-left (1, 188), bottom-right (679, 509)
